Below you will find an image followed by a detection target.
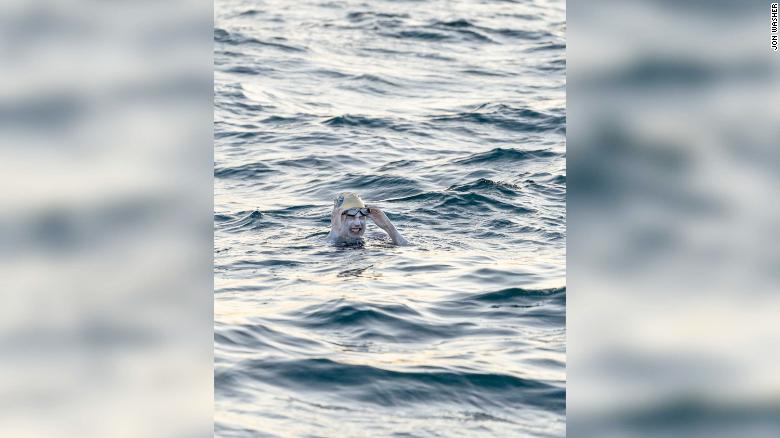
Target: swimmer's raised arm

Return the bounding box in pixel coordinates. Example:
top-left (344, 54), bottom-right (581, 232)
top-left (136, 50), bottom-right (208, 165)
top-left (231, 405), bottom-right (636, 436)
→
top-left (367, 206), bottom-right (409, 246)
top-left (326, 206), bottom-right (345, 242)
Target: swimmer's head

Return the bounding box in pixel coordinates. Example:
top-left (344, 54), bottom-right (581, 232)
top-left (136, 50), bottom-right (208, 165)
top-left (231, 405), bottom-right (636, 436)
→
top-left (334, 192), bottom-right (366, 210)
top-left (333, 192), bottom-right (367, 239)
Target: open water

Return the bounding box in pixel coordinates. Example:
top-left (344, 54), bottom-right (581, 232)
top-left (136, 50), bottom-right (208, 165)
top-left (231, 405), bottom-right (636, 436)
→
top-left (215, 0), bottom-right (565, 436)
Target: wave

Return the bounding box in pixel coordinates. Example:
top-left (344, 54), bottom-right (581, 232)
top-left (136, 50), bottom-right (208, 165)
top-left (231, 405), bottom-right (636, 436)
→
top-left (215, 322), bottom-right (323, 353)
top-left (356, 17), bottom-right (497, 44)
top-left (460, 68), bottom-right (511, 77)
top-left (276, 154), bottom-right (370, 171)
top-left (346, 11), bottom-right (410, 21)
top-left (489, 28), bottom-right (553, 41)
top-left (235, 9), bottom-right (262, 17)
top-left (536, 57), bottom-right (566, 72)
top-left (271, 155), bottom-right (337, 168)
top-left (214, 82), bottom-right (248, 100)
top-left (526, 42), bottom-right (566, 53)
top-left (322, 114), bottom-right (411, 132)
top-left (434, 19), bottom-right (475, 28)
top-left (259, 114), bottom-right (316, 125)
top-left (228, 258), bottom-right (304, 270)
top-left (383, 26), bottom-right (495, 44)
top-left (454, 147), bottom-right (560, 165)
top-left (292, 299), bottom-right (470, 341)
top-left (314, 173), bottom-right (426, 200)
top-left (336, 74), bottom-right (402, 96)
top-left (214, 206), bottom-right (324, 233)
top-left (434, 103), bottom-right (565, 133)
top-left (447, 178), bottom-right (522, 197)
top-left (346, 73), bottom-right (400, 88)
top-left (386, 190), bottom-right (534, 215)
top-left (214, 162), bottom-right (277, 179)
top-left (222, 65), bottom-right (266, 76)
top-left (376, 159), bottom-right (423, 172)
top-left (466, 286), bottom-right (566, 303)
top-left (550, 174), bottom-right (566, 185)
top-left (230, 357), bottom-right (564, 411)
top-left (214, 27), bottom-right (306, 52)
top-left (430, 20), bottom-right (496, 43)
top-left (215, 99), bottom-right (266, 117)
top-left (523, 178), bottom-right (566, 199)
top-left (432, 287), bottom-right (566, 324)
top-left (423, 19), bottom-right (555, 42)
top-left (385, 29), bottom-right (450, 41)
top-left (260, 204), bottom-right (319, 217)
top-left (214, 127), bottom-right (259, 140)
top-left (367, 47), bottom-right (458, 62)
top-left (216, 210), bottom-right (267, 232)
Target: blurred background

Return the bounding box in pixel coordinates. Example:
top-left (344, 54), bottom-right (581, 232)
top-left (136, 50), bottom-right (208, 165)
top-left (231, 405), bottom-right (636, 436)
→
top-left (0, 0), bottom-right (213, 437)
top-left (3, 0), bottom-right (780, 436)
top-left (569, 0), bottom-right (780, 436)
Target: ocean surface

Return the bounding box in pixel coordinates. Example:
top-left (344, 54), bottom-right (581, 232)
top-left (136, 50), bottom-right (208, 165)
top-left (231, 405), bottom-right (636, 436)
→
top-left (214, 0), bottom-right (565, 436)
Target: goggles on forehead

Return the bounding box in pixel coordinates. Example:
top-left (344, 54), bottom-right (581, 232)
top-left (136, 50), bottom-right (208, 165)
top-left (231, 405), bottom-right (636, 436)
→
top-left (343, 208), bottom-right (370, 217)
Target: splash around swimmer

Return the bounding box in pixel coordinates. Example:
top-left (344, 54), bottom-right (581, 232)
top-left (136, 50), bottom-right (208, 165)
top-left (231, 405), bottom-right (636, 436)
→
top-left (326, 192), bottom-right (409, 246)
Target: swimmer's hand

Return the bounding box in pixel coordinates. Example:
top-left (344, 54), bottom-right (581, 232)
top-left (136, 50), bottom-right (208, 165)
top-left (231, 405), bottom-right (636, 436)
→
top-left (366, 206), bottom-right (392, 229)
top-left (329, 207), bottom-right (350, 237)
top-left (367, 206), bottom-right (409, 246)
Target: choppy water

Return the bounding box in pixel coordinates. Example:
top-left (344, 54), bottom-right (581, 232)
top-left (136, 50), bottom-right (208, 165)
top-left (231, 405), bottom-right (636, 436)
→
top-left (214, 0), bottom-right (565, 436)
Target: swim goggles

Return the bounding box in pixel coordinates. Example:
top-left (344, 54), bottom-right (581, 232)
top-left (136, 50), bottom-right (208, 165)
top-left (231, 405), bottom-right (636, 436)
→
top-left (343, 208), bottom-right (371, 217)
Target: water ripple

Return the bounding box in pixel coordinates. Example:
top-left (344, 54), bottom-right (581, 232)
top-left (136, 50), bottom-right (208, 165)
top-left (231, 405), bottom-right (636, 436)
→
top-left (231, 357), bottom-right (565, 411)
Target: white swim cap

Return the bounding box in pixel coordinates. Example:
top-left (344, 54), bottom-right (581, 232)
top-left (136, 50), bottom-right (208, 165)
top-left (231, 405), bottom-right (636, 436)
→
top-left (334, 192), bottom-right (365, 210)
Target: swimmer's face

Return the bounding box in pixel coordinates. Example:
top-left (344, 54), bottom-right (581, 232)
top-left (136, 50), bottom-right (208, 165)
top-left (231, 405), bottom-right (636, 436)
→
top-left (342, 210), bottom-right (366, 238)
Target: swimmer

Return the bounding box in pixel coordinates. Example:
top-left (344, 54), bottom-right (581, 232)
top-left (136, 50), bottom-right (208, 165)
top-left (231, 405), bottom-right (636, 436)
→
top-left (327, 192), bottom-right (409, 246)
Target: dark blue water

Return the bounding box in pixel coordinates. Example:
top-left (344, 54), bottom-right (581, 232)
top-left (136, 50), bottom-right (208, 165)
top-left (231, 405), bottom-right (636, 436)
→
top-left (215, 0), bottom-right (565, 436)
